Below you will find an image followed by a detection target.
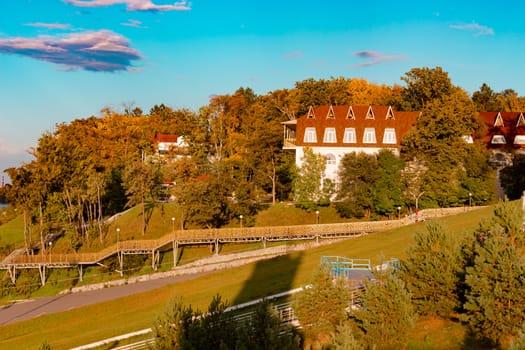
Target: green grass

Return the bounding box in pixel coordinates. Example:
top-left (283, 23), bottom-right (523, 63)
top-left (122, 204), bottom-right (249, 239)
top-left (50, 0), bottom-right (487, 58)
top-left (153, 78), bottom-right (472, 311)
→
top-left (0, 205), bottom-right (494, 350)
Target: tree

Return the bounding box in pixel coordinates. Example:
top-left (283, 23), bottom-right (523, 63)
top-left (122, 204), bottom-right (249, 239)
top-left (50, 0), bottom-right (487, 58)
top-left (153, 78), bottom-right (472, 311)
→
top-left (328, 322), bottom-right (365, 350)
top-left (151, 297), bottom-right (195, 349)
top-left (399, 222), bottom-right (469, 317)
top-left (236, 299), bottom-right (303, 350)
top-left (462, 200), bottom-right (525, 346)
top-left (472, 83), bottom-right (504, 112)
top-left (373, 150), bottom-right (405, 217)
top-left (123, 159), bottom-right (162, 235)
top-left (293, 266), bottom-right (351, 347)
top-left (399, 66), bottom-right (454, 110)
top-left (292, 147), bottom-right (327, 210)
top-left (351, 272), bottom-right (416, 350)
top-left (335, 152), bottom-right (379, 218)
top-left (500, 154), bottom-right (525, 200)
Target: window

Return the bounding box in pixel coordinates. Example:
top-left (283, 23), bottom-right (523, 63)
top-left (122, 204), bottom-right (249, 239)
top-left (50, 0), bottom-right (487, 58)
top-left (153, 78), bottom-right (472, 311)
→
top-left (386, 106), bottom-right (395, 120)
top-left (514, 135), bottom-right (525, 144)
top-left (304, 127), bottom-right (317, 143)
top-left (323, 127), bottom-right (337, 143)
top-left (326, 105), bottom-right (335, 119)
top-left (365, 106), bottom-right (374, 120)
top-left (346, 106), bottom-right (355, 120)
top-left (462, 135), bottom-right (473, 144)
top-left (491, 135), bottom-right (506, 144)
top-left (517, 113), bottom-right (525, 127)
top-left (382, 128), bottom-right (397, 144)
top-left (494, 113), bottom-right (504, 127)
top-left (343, 128), bottom-right (356, 143)
top-left (307, 106), bottom-right (316, 119)
top-left (363, 128), bottom-right (377, 143)
top-left (325, 153), bottom-right (336, 165)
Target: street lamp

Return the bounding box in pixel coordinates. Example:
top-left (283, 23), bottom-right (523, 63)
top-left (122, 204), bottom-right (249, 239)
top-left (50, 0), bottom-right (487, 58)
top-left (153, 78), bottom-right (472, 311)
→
top-left (116, 227), bottom-right (120, 244)
top-left (469, 192), bottom-right (472, 208)
top-left (239, 215), bottom-right (243, 228)
top-left (315, 210), bottom-right (320, 224)
top-left (171, 217), bottom-right (175, 233)
top-left (397, 206), bottom-right (401, 220)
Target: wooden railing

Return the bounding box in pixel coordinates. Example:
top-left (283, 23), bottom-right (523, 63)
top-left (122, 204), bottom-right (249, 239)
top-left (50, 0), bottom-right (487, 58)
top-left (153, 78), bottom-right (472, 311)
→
top-left (1, 219), bottom-right (411, 267)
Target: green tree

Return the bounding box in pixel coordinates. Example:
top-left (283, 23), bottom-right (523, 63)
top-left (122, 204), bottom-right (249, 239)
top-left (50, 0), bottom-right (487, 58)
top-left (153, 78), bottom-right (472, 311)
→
top-left (472, 83), bottom-right (505, 112)
top-left (151, 297), bottom-right (195, 350)
top-left (236, 299), bottom-right (303, 350)
top-left (328, 322), bottom-right (365, 350)
top-left (373, 150), bottom-right (405, 217)
top-left (351, 272), bottom-right (416, 350)
top-left (399, 222), bottom-right (468, 317)
top-left (292, 147), bottom-right (327, 210)
top-left (335, 152), bottom-right (379, 218)
top-left (500, 154), bottom-right (525, 200)
top-left (463, 201), bottom-right (525, 346)
top-left (293, 266), bottom-right (351, 346)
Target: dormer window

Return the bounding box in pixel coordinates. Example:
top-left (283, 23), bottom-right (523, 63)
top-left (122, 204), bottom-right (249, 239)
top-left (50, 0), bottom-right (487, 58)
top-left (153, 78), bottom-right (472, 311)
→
top-left (363, 128), bottom-right (377, 143)
top-left (323, 127), bottom-right (337, 143)
top-left (491, 135), bottom-right (506, 144)
top-left (382, 128), bottom-right (397, 144)
top-left (346, 106), bottom-right (355, 120)
top-left (514, 135), bottom-right (525, 144)
top-left (327, 105), bottom-right (335, 119)
top-left (343, 128), bottom-right (356, 143)
top-left (494, 113), bottom-right (504, 127)
top-left (307, 106), bottom-right (316, 119)
top-left (304, 127), bottom-right (317, 143)
top-left (517, 113), bottom-right (525, 127)
top-left (365, 106), bottom-right (375, 120)
top-left (386, 106), bottom-right (395, 120)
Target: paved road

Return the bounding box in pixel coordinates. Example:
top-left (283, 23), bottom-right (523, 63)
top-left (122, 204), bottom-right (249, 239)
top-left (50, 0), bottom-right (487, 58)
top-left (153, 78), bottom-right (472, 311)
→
top-left (0, 271), bottom-right (208, 326)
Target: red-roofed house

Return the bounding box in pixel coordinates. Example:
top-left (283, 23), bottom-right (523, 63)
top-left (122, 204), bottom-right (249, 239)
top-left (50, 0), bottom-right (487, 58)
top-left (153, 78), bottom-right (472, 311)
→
top-left (477, 111), bottom-right (525, 167)
top-left (283, 105), bottom-right (420, 183)
top-left (153, 133), bottom-right (187, 157)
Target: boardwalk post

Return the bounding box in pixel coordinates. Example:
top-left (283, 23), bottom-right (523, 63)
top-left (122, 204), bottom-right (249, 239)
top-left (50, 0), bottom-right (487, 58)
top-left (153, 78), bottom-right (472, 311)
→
top-left (215, 239), bottom-right (219, 256)
top-left (78, 265), bottom-right (83, 282)
top-left (8, 266), bottom-right (16, 284)
top-left (173, 240), bottom-right (178, 267)
top-left (38, 265), bottom-right (46, 286)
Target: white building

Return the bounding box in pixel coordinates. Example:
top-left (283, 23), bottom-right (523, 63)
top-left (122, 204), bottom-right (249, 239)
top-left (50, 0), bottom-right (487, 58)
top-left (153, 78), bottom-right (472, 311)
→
top-left (282, 105), bottom-right (420, 184)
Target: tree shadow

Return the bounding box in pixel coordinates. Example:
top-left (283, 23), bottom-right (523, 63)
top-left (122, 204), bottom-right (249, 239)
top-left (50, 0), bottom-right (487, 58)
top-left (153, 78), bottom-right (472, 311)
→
top-left (232, 251), bottom-right (303, 306)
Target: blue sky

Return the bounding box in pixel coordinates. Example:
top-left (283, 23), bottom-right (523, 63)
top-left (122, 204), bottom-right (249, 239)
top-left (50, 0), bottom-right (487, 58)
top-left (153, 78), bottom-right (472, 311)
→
top-left (1, 0), bottom-right (524, 181)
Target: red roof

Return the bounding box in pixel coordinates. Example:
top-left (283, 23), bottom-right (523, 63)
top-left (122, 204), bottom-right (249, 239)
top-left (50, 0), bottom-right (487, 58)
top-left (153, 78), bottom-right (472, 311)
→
top-left (294, 105), bottom-right (420, 148)
top-left (478, 112), bottom-right (525, 150)
top-left (154, 133), bottom-right (179, 143)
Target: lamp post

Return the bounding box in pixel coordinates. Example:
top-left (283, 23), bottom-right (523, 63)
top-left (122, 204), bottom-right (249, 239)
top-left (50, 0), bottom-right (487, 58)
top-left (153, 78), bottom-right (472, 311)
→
top-left (239, 215), bottom-right (243, 228)
top-left (397, 206), bottom-right (401, 220)
top-left (116, 227), bottom-right (120, 244)
top-left (469, 192), bottom-right (472, 208)
top-left (171, 217), bottom-right (175, 233)
top-left (315, 210), bottom-right (320, 224)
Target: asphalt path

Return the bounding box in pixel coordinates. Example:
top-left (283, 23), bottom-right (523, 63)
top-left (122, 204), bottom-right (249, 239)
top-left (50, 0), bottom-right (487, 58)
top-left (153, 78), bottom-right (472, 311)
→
top-left (0, 271), bottom-right (208, 326)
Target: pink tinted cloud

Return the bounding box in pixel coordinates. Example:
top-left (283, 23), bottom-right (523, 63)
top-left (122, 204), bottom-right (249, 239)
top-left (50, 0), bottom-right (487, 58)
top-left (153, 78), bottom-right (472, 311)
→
top-left (285, 50), bottom-right (301, 58)
top-left (353, 50), bottom-right (406, 67)
top-left (121, 19), bottom-right (146, 28)
top-left (63, 0), bottom-right (191, 11)
top-left (0, 30), bottom-right (142, 72)
top-left (26, 23), bottom-right (71, 29)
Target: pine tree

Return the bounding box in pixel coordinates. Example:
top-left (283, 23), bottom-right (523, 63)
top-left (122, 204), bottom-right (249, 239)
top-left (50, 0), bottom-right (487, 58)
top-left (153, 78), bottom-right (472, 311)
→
top-left (399, 221), bottom-right (468, 317)
top-left (463, 201), bottom-right (525, 346)
top-left (351, 272), bottom-right (416, 350)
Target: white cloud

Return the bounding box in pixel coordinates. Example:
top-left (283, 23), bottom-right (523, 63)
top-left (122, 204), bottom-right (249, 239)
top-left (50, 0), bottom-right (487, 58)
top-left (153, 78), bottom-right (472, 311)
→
top-left (0, 30), bottom-right (142, 72)
top-left (450, 22), bottom-right (494, 36)
top-left (352, 50), bottom-right (407, 67)
top-left (63, 0), bottom-right (191, 12)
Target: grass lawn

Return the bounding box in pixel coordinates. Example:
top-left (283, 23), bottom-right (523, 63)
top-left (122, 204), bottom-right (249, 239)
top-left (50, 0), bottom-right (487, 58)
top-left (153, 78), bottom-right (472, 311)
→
top-left (0, 205), bottom-right (494, 350)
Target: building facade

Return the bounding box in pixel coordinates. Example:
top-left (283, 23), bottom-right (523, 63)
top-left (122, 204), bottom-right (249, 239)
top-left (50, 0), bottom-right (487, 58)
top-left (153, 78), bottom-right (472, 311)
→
top-left (282, 105), bottom-right (420, 184)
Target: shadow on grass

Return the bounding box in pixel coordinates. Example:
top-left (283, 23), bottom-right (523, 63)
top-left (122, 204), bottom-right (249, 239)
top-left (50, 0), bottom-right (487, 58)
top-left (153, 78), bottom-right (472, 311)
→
top-left (232, 252), bottom-right (303, 306)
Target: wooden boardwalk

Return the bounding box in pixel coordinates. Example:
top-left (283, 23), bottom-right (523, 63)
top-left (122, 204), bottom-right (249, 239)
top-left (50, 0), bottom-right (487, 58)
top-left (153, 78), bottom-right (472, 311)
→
top-left (0, 219), bottom-right (411, 286)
